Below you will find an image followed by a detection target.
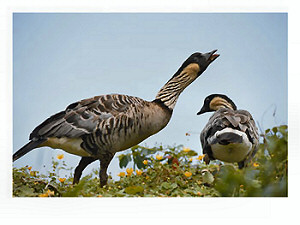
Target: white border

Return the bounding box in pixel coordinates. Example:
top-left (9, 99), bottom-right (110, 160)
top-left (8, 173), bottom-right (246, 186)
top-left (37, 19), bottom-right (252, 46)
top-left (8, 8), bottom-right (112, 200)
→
top-left (1, 0), bottom-right (298, 224)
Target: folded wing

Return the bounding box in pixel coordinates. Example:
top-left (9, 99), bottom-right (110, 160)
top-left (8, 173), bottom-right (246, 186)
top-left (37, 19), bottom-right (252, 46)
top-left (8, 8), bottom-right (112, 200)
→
top-left (29, 94), bottom-right (145, 141)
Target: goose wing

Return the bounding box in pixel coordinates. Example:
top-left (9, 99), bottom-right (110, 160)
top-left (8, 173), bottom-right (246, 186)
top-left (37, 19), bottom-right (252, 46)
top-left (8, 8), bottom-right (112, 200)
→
top-left (29, 94), bottom-right (146, 140)
top-left (234, 109), bottom-right (259, 146)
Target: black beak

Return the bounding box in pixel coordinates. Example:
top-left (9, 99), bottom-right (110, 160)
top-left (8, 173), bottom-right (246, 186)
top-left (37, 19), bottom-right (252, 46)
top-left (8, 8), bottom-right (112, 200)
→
top-left (203, 49), bottom-right (220, 63)
top-left (196, 106), bottom-right (206, 115)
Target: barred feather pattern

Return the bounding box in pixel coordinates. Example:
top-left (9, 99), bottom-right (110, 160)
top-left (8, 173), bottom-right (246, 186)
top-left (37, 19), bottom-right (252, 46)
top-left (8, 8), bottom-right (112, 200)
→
top-left (31, 94), bottom-right (171, 156)
top-left (200, 108), bottom-right (259, 165)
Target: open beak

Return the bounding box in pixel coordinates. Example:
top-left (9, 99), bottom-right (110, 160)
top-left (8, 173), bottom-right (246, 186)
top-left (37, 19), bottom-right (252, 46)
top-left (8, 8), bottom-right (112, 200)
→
top-left (203, 49), bottom-right (220, 63)
top-left (209, 49), bottom-right (220, 62)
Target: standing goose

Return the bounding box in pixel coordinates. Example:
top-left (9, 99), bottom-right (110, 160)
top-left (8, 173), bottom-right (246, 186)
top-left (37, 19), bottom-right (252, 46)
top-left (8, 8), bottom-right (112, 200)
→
top-left (197, 94), bottom-right (259, 168)
top-left (13, 50), bottom-right (220, 187)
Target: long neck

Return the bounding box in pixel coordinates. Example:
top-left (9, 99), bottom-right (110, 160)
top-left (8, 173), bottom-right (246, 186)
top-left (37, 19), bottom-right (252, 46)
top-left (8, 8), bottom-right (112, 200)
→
top-left (155, 63), bottom-right (200, 110)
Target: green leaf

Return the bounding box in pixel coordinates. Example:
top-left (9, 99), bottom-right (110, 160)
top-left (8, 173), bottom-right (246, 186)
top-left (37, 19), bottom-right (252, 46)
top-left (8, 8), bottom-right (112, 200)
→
top-left (272, 127), bottom-right (278, 134)
top-left (118, 154), bottom-right (132, 168)
top-left (161, 182), bottom-right (171, 189)
top-left (141, 148), bottom-right (155, 156)
top-left (124, 185), bottom-right (144, 195)
top-left (202, 170), bottom-right (214, 184)
top-left (17, 185), bottom-right (36, 197)
top-left (186, 150), bottom-right (198, 157)
top-left (114, 190), bottom-right (126, 197)
top-left (133, 154), bottom-right (145, 169)
top-left (131, 145), bottom-right (139, 151)
top-left (62, 177), bottom-right (88, 197)
top-left (161, 182), bottom-right (178, 191)
top-left (175, 176), bottom-right (186, 187)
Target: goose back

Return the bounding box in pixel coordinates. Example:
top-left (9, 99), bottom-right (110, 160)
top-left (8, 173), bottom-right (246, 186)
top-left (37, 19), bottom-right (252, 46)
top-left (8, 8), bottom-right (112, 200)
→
top-left (201, 108), bottom-right (259, 165)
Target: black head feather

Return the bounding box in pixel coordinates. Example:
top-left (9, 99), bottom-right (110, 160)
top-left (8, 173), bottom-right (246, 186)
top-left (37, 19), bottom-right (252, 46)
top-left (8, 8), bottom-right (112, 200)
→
top-left (197, 94), bottom-right (237, 115)
top-left (172, 50), bottom-right (219, 78)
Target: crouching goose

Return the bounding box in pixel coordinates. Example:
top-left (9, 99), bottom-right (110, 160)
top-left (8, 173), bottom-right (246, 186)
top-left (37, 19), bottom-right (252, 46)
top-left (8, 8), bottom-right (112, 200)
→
top-left (197, 94), bottom-right (259, 168)
top-left (13, 50), bottom-right (220, 187)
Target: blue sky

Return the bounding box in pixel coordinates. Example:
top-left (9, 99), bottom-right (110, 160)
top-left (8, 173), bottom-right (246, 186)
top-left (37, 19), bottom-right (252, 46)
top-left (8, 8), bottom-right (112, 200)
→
top-left (13, 13), bottom-right (287, 179)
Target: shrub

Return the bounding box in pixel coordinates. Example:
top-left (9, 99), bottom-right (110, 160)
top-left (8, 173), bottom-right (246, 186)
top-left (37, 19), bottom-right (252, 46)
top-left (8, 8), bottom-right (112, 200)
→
top-left (12, 125), bottom-right (287, 197)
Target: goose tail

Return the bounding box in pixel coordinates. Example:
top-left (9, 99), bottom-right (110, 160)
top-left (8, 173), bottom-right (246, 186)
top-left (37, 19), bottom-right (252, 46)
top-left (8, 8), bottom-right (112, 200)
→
top-left (13, 139), bottom-right (45, 162)
top-left (208, 128), bottom-right (245, 145)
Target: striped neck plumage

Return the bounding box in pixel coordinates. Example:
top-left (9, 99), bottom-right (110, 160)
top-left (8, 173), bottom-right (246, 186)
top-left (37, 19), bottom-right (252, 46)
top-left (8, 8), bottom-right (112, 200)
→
top-left (155, 63), bottom-right (200, 110)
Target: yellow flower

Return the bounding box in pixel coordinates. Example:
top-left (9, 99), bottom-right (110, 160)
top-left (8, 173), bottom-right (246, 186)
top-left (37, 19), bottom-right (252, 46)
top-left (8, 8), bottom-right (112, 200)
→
top-left (183, 147), bottom-right (191, 152)
top-left (39, 189), bottom-right (54, 197)
top-left (47, 189), bottom-right (55, 196)
top-left (143, 160), bottom-right (148, 165)
top-left (136, 169), bottom-right (143, 175)
top-left (97, 195), bottom-right (103, 197)
top-left (30, 171), bottom-right (37, 177)
top-left (184, 171), bottom-right (192, 178)
top-left (253, 162), bottom-right (259, 167)
top-left (39, 193), bottom-right (48, 197)
top-left (28, 166), bottom-right (32, 171)
top-left (189, 158), bottom-right (193, 162)
top-left (126, 168), bottom-right (134, 176)
top-left (197, 155), bottom-right (205, 161)
top-left (118, 172), bottom-right (126, 177)
top-left (156, 155), bottom-right (163, 160)
top-left (57, 154), bottom-right (64, 160)
top-left (59, 178), bottom-right (66, 183)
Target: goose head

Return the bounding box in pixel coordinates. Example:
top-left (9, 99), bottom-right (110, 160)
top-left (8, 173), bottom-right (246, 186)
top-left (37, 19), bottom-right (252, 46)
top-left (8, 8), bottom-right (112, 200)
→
top-left (197, 94), bottom-right (237, 115)
top-left (155, 50), bottom-right (220, 110)
top-left (174, 49), bottom-right (220, 78)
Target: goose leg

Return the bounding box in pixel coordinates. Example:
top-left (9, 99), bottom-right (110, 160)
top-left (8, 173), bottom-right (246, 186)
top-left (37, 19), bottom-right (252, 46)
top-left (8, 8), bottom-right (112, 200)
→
top-left (238, 161), bottom-right (245, 169)
top-left (204, 154), bottom-right (211, 165)
top-left (99, 152), bottom-right (115, 187)
top-left (73, 157), bottom-right (97, 184)
top-left (203, 145), bottom-right (214, 165)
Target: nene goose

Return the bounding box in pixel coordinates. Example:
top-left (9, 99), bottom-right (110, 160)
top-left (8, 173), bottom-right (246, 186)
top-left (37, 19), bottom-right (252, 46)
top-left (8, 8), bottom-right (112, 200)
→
top-left (13, 50), bottom-right (219, 187)
top-left (197, 94), bottom-right (259, 168)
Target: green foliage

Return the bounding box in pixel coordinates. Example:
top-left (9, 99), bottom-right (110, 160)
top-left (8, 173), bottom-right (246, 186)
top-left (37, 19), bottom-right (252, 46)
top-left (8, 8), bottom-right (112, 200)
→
top-left (13, 125), bottom-right (287, 197)
top-left (213, 125), bottom-right (287, 197)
